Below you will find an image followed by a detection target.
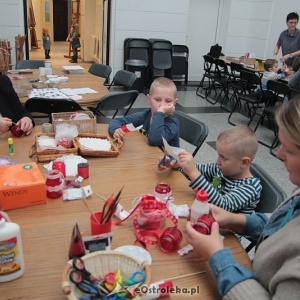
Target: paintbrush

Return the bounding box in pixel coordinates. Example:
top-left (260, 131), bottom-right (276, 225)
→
top-left (101, 186), bottom-right (124, 224)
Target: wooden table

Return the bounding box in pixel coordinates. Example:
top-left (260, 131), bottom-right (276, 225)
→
top-left (0, 125), bottom-right (252, 299)
top-left (8, 68), bottom-right (109, 108)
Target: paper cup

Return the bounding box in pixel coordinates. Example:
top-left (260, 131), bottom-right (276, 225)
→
top-left (90, 212), bottom-right (112, 235)
top-left (45, 61), bottom-right (52, 68)
top-left (45, 67), bottom-right (52, 75)
top-left (39, 67), bottom-right (46, 77)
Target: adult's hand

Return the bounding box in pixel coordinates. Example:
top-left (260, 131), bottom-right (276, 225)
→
top-left (17, 117), bottom-right (33, 135)
top-left (209, 204), bottom-right (247, 234)
top-left (186, 221), bottom-right (224, 260)
top-left (0, 117), bottom-right (12, 134)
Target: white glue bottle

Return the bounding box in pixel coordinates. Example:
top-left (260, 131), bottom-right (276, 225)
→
top-left (0, 215), bottom-right (25, 282)
top-left (142, 280), bottom-right (174, 300)
top-left (190, 189), bottom-right (209, 225)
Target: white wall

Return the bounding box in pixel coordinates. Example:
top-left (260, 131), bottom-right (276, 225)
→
top-left (223, 0), bottom-right (273, 58)
top-left (0, 0), bottom-right (25, 66)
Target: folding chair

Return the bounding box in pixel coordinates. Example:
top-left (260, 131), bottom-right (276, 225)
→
top-left (88, 90), bottom-right (139, 124)
top-left (174, 111), bottom-right (209, 157)
top-left (172, 45), bottom-right (189, 85)
top-left (254, 80), bottom-right (290, 150)
top-left (25, 97), bottom-right (84, 122)
top-left (196, 55), bottom-right (217, 99)
top-left (107, 70), bottom-right (137, 92)
top-left (88, 63), bottom-right (112, 84)
top-left (15, 60), bottom-right (46, 69)
top-left (228, 70), bottom-right (265, 126)
top-left (245, 162), bottom-right (287, 252)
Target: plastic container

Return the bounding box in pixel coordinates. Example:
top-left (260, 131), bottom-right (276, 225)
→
top-left (190, 189), bottom-right (209, 225)
top-left (154, 182), bottom-right (171, 203)
top-left (0, 216), bottom-right (25, 282)
top-left (46, 170), bottom-right (64, 199)
top-left (193, 214), bottom-right (216, 235)
top-left (159, 226), bottom-right (182, 253)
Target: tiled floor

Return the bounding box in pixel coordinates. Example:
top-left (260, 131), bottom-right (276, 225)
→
top-left (30, 42), bottom-right (294, 196)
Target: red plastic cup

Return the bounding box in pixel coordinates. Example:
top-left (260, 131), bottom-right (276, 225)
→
top-left (159, 226), bottom-right (183, 253)
top-left (90, 212), bottom-right (112, 235)
top-left (10, 125), bottom-right (25, 137)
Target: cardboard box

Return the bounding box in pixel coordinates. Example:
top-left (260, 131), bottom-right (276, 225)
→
top-left (0, 162), bottom-right (47, 211)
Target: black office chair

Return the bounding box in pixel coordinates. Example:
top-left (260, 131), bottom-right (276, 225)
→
top-left (174, 111), bottom-right (209, 157)
top-left (88, 63), bottom-right (112, 84)
top-left (88, 90), bottom-right (139, 123)
top-left (254, 80), bottom-right (290, 151)
top-left (172, 45), bottom-right (189, 85)
top-left (125, 38), bottom-right (150, 67)
top-left (25, 97), bottom-right (84, 122)
top-left (245, 162), bottom-right (287, 252)
top-left (107, 70), bottom-right (137, 91)
top-left (15, 60), bottom-right (46, 69)
top-left (228, 70), bottom-right (265, 126)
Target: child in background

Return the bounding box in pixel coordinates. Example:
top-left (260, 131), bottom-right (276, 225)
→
top-left (288, 56), bottom-right (300, 92)
top-left (108, 77), bottom-right (180, 147)
top-left (158, 125), bottom-right (261, 214)
top-left (255, 58), bottom-right (289, 100)
top-left (42, 28), bottom-right (51, 59)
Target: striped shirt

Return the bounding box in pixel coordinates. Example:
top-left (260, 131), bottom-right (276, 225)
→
top-left (179, 163), bottom-right (262, 214)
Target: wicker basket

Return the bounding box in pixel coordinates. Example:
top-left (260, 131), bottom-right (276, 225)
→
top-left (29, 132), bottom-right (78, 162)
top-left (74, 133), bottom-right (123, 157)
top-left (52, 111), bottom-right (97, 134)
top-left (62, 250), bottom-right (151, 300)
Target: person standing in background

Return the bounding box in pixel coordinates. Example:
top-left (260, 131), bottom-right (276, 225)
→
top-left (273, 12), bottom-right (300, 66)
top-left (42, 28), bottom-right (51, 59)
top-left (66, 14), bottom-right (80, 63)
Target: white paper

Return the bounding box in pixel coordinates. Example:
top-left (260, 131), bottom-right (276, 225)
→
top-left (59, 88), bottom-right (98, 95)
top-left (126, 123), bottom-right (143, 131)
top-left (162, 137), bottom-right (184, 161)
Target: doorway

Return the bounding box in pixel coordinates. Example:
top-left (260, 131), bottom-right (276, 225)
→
top-left (53, 0), bottom-right (68, 41)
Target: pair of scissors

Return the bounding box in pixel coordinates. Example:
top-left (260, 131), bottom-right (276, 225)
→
top-left (72, 258), bottom-right (99, 282)
top-left (158, 154), bottom-right (176, 167)
top-left (69, 269), bottom-right (100, 296)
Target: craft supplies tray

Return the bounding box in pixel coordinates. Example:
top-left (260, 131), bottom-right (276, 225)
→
top-left (52, 111), bottom-right (97, 133)
top-left (62, 250), bottom-right (151, 300)
top-left (74, 133), bottom-right (123, 157)
top-left (29, 133), bottom-right (78, 162)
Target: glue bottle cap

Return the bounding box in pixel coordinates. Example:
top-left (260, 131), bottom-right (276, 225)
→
top-left (195, 189), bottom-right (208, 203)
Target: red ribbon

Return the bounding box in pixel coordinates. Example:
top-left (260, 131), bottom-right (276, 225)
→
top-left (114, 194), bottom-right (178, 249)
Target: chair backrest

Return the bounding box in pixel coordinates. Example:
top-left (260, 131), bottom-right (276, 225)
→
top-left (174, 111), bottom-right (209, 157)
top-left (16, 60), bottom-right (45, 69)
top-left (266, 80), bottom-right (290, 105)
top-left (172, 45), bottom-right (189, 73)
top-left (108, 70), bottom-right (137, 91)
top-left (126, 38), bottom-right (150, 66)
top-left (250, 162), bottom-right (287, 213)
top-left (151, 40), bottom-right (173, 70)
top-left (202, 55), bottom-right (216, 73)
top-left (88, 63), bottom-right (112, 82)
top-left (25, 97), bottom-right (83, 122)
top-left (94, 90), bottom-right (139, 119)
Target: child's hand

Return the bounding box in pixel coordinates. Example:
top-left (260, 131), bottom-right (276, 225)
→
top-left (113, 128), bottom-right (126, 140)
top-left (157, 155), bottom-right (179, 170)
top-left (186, 221), bottom-right (224, 260)
top-left (281, 64), bottom-right (287, 72)
top-left (0, 211), bottom-right (10, 222)
top-left (157, 104), bottom-right (175, 116)
top-left (178, 151), bottom-right (199, 179)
